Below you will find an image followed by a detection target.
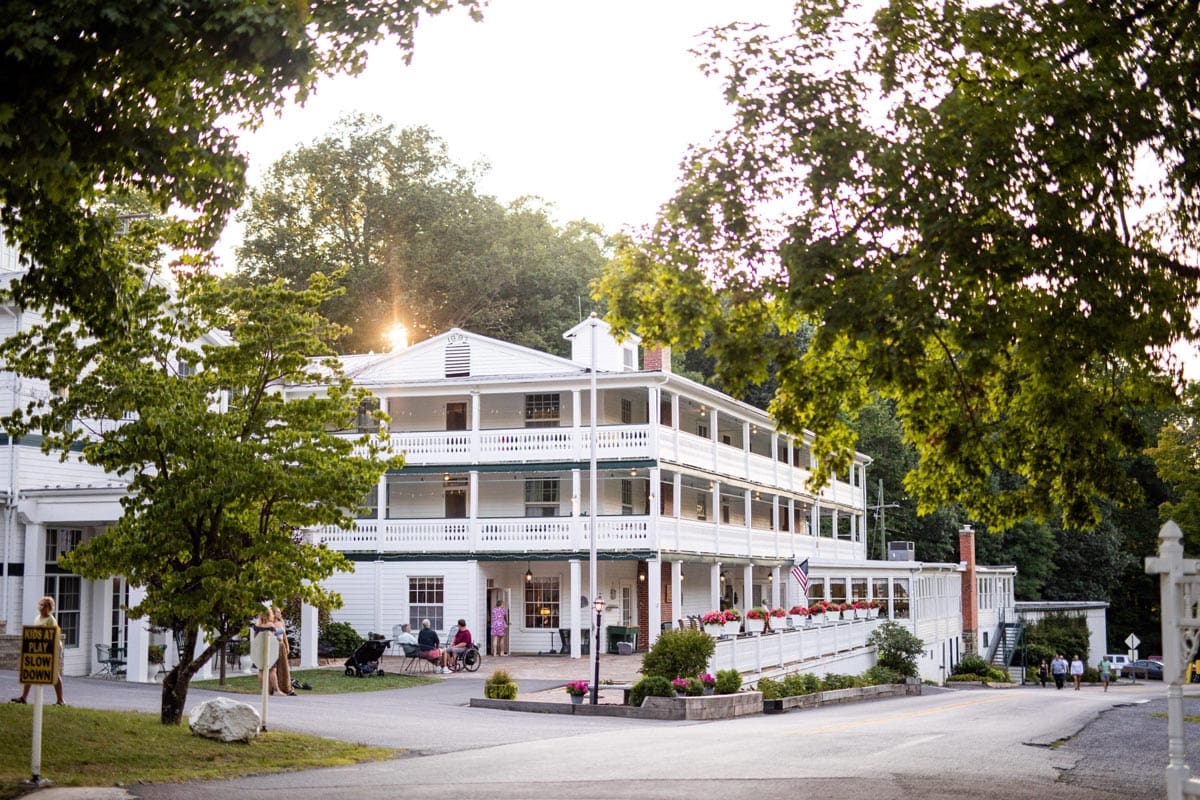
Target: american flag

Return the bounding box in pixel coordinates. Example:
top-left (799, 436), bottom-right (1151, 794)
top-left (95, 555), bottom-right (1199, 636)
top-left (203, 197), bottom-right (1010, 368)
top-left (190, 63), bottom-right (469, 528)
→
top-left (791, 559), bottom-right (809, 596)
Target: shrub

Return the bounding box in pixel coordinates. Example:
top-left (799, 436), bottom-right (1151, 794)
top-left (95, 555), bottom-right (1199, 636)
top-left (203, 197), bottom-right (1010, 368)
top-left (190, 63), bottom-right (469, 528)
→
top-left (319, 621), bottom-right (363, 658)
top-left (953, 655), bottom-right (1009, 683)
top-left (683, 678), bottom-right (705, 696)
top-left (820, 673), bottom-right (863, 691)
top-left (714, 668), bottom-right (742, 695)
top-left (484, 669), bottom-right (518, 700)
top-left (1024, 613), bottom-right (1090, 667)
top-left (639, 628), bottom-right (715, 680)
top-left (629, 675), bottom-right (675, 706)
top-left (1082, 666), bottom-right (1100, 683)
top-left (757, 677), bottom-right (783, 700)
top-left (784, 672), bottom-right (822, 696)
top-left (867, 621), bottom-right (924, 677)
top-left (947, 673), bottom-right (985, 682)
top-left (863, 664), bottom-right (902, 686)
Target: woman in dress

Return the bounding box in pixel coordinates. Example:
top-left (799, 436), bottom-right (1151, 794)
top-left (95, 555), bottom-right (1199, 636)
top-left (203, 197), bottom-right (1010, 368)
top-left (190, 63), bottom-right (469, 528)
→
top-left (490, 600), bottom-right (508, 657)
top-left (272, 607), bottom-right (296, 696)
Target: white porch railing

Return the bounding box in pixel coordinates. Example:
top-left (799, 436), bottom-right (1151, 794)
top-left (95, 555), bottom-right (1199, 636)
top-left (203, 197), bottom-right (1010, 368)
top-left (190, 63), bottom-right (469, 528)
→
top-left (708, 617), bottom-right (879, 674)
top-left (352, 424), bottom-right (863, 510)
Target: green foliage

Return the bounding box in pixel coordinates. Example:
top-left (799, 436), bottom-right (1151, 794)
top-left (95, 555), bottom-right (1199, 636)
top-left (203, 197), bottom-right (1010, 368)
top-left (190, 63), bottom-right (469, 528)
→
top-left (683, 678), bottom-right (705, 697)
top-left (862, 665), bottom-right (902, 686)
top-left (867, 622), bottom-right (925, 677)
top-left (597, 0), bottom-right (1197, 531)
top-left (0, 0), bottom-right (479, 337)
top-left (3, 273), bottom-right (396, 724)
top-left (320, 622), bottom-right (364, 659)
top-left (147, 645), bottom-right (165, 665)
top-left (820, 673), bottom-right (864, 691)
top-left (638, 628), bottom-right (715, 680)
top-left (483, 670), bottom-right (518, 700)
top-left (1149, 384), bottom-right (1200, 550)
top-left (953, 655), bottom-right (1009, 683)
top-left (1025, 614), bottom-right (1091, 667)
top-left (756, 677), bottom-right (783, 700)
top-left (713, 669), bottom-right (742, 695)
top-left (236, 114), bottom-right (609, 355)
top-left (628, 676), bottom-right (675, 707)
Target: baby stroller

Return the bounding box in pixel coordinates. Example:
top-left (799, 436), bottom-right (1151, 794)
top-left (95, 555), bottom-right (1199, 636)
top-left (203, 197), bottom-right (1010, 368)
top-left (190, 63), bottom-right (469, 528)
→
top-left (344, 638), bottom-right (390, 677)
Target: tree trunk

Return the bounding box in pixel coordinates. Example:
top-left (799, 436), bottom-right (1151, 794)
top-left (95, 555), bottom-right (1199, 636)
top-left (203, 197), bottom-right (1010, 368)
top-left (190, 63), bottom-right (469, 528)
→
top-left (159, 628), bottom-right (221, 725)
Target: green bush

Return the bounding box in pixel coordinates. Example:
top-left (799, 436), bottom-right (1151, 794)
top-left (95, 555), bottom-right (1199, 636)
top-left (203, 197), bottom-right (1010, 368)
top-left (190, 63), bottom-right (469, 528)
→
top-left (953, 655), bottom-right (1009, 682)
top-left (629, 675), bottom-right (675, 706)
top-left (319, 621), bottom-right (363, 658)
top-left (1025, 613), bottom-right (1090, 667)
top-left (947, 673), bottom-right (986, 682)
top-left (639, 629), bottom-right (715, 680)
top-left (792, 672), bottom-right (822, 695)
top-left (820, 673), bottom-right (863, 691)
top-left (684, 678), bottom-right (705, 697)
top-left (863, 664), bottom-right (902, 686)
top-left (1082, 666), bottom-right (1100, 683)
top-left (757, 677), bottom-right (783, 700)
top-left (867, 621), bottom-right (924, 677)
top-left (714, 668), bottom-right (742, 695)
top-left (484, 669), bottom-right (518, 700)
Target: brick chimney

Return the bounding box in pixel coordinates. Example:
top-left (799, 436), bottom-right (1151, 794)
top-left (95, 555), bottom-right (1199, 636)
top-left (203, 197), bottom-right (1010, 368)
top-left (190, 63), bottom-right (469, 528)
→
top-left (960, 524), bottom-right (978, 656)
top-left (642, 345), bottom-right (672, 373)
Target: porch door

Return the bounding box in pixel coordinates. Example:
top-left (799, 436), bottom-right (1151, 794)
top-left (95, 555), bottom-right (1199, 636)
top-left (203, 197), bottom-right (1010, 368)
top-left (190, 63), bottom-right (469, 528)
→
top-left (485, 584), bottom-right (513, 656)
top-left (110, 578), bottom-right (128, 649)
top-left (446, 402), bottom-right (467, 431)
top-left (619, 581), bottom-right (637, 628)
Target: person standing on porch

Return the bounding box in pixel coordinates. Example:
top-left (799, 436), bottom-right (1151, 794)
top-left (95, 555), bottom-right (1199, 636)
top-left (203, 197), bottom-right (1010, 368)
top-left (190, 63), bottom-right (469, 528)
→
top-left (10, 596), bottom-right (66, 706)
top-left (491, 600), bottom-right (509, 657)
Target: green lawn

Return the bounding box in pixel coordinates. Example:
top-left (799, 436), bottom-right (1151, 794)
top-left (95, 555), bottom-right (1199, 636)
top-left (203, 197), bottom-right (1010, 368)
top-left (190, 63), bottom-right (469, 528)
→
top-left (0, 704), bottom-right (396, 799)
top-left (193, 667), bottom-right (438, 694)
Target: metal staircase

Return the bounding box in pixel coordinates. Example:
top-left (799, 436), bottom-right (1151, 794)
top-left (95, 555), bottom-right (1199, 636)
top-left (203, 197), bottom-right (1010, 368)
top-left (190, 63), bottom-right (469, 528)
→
top-left (984, 610), bottom-right (1024, 681)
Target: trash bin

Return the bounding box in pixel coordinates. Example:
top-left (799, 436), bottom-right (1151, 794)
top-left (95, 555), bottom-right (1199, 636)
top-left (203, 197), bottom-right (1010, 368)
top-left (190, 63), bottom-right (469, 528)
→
top-left (606, 625), bottom-right (638, 654)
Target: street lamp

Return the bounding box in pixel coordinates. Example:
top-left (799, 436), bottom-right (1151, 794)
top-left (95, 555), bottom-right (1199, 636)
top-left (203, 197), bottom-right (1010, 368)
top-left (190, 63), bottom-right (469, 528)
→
top-left (591, 595), bottom-right (605, 704)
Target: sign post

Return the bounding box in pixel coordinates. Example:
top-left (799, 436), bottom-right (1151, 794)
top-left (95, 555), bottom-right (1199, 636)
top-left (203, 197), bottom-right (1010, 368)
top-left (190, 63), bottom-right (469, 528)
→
top-left (250, 630), bottom-right (279, 732)
top-left (19, 624), bottom-right (60, 788)
top-left (1125, 633), bottom-right (1141, 683)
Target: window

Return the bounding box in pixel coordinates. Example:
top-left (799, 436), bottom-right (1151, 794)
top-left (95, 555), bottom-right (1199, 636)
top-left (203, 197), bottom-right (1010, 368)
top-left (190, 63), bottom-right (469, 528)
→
top-left (623, 347), bottom-right (636, 370)
top-left (355, 397), bottom-right (380, 433)
top-left (357, 485), bottom-right (378, 519)
top-left (524, 394), bottom-right (560, 428)
top-left (408, 577), bottom-right (444, 631)
top-left (829, 578), bottom-right (847, 605)
top-left (524, 577), bottom-right (560, 628)
top-left (620, 398), bottom-right (633, 424)
top-left (621, 479), bottom-right (634, 515)
top-left (45, 527), bottom-right (82, 647)
top-left (893, 578), bottom-right (910, 619)
top-left (445, 402), bottom-right (467, 431)
top-left (444, 477), bottom-right (467, 518)
top-left (524, 478), bottom-right (560, 517)
top-left (872, 578), bottom-right (890, 617)
top-left (851, 578), bottom-right (868, 602)
top-left (698, 423), bottom-right (709, 439)
top-left (110, 578), bottom-right (128, 649)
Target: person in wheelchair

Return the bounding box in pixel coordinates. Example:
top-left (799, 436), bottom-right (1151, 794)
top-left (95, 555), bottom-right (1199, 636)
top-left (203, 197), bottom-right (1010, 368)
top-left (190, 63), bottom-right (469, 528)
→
top-left (446, 619), bottom-right (474, 669)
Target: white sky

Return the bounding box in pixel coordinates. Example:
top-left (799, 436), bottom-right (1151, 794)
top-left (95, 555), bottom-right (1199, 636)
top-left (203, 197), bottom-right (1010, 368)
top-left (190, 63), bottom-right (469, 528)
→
top-left (217, 0), bottom-right (796, 267)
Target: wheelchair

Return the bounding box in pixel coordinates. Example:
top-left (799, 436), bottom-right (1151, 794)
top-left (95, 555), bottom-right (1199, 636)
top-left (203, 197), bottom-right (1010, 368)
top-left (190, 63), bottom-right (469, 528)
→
top-left (447, 642), bottom-right (482, 673)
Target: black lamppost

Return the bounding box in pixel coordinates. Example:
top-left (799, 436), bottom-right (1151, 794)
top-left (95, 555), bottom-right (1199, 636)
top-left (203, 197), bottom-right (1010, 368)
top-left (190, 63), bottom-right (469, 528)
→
top-left (591, 595), bottom-right (605, 704)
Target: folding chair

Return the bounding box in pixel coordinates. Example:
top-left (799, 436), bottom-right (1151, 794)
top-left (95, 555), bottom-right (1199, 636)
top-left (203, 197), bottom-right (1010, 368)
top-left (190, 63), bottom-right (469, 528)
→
top-left (401, 643), bottom-right (437, 673)
top-left (93, 643), bottom-right (127, 678)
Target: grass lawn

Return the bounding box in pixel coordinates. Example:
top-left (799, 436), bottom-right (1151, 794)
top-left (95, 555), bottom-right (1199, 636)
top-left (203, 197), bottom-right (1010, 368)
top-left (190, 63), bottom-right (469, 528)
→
top-left (193, 667), bottom-right (438, 694)
top-left (0, 704), bottom-right (396, 800)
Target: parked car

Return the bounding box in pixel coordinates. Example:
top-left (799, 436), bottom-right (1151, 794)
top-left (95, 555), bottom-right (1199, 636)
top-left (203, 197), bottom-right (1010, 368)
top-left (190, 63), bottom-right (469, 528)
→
top-left (1121, 659), bottom-right (1164, 680)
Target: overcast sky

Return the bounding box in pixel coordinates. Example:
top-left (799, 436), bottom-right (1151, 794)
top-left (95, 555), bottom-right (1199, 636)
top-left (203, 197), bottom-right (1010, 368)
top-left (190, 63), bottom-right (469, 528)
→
top-left (217, 0), bottom-right (795, 266)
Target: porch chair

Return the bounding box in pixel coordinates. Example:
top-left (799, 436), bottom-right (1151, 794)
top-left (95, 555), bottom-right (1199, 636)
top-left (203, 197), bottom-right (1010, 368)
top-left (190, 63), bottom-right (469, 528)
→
top-left (93, 643), bottom-right (126, 678)
top-left (400, 642), bottom-right (438, 673)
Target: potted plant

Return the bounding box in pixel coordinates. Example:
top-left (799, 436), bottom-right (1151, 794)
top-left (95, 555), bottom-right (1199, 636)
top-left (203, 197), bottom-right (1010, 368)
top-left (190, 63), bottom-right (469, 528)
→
top-left (769, 607), bottom-right (788, 632)
top-left (867, 599), bottom-right (881, 618)
top-left (671, 677), bottom-right (691, 696)
top-left (699, 672), bottom-right (716, 695)
top-left (722, 608), bottom-right (743, 636)
top-left (788, 605), bottom-right (810, 627)
top-left (744, 607), bottom-right (768, 634)
top-left (564, 680), bottom-right (589, 704)
top-left (809, 600), bottom-right (829, 624)
top-left (701, 611), bottom-right (726, 637)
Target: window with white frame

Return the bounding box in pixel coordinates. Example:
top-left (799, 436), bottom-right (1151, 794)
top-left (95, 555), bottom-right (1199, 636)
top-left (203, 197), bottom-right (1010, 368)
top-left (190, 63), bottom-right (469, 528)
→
top-left (892, 578), bottom-right (910, 619)
top-left (524, 393), bottom-right (560, 428)
top-left (621, 479), bottom-right (634, 515)
top-left (44, 528), bottom-right (82, 647)
top-left (524, 478), bottom-right (560, 517)
top-left (408, 576), bottom-right (444, 632)
top-left (524, 576), bottom-right (560, 628)
top-left (620, 397), bottom-right (633, 424)
top-left (444, 476), bottom-right (467, 518)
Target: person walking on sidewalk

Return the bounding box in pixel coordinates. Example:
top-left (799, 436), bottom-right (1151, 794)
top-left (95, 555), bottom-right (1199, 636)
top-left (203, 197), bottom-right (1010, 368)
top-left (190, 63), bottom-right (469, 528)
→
top-left (1051, 654), bottom-right (1068, 690)
top-left (1099, 656), bottom-right (1111, 692)
top-left (1070, 655), bottom-right (1085, 690)
top-left (11, 596), bottom-right (66, 706)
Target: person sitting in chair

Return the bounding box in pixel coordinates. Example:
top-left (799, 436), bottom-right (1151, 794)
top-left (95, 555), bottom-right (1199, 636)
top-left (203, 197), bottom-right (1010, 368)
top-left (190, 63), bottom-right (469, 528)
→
top-left (417, 619), bottom-right (449, 673)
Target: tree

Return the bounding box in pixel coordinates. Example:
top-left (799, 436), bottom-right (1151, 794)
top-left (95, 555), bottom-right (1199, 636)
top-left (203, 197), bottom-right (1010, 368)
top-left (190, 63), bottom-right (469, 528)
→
top-left (0, 0), bottom-right (479, 336)
top-left (1, 270), bottom-right (395, 724)
top-left (598, 0), bottom-right (1199, 531)
top-left (867, 621), bottom-right (924, 677)
top-left (1148, 382), bottom-right (1200, 549)
top-left (235, 114), bottom-right (608, 355)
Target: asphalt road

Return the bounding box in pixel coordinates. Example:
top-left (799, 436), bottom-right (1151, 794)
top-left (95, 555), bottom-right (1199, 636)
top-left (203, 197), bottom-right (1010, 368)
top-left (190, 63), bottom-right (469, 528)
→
top-left (4, 671), bottom-right (1191, 800)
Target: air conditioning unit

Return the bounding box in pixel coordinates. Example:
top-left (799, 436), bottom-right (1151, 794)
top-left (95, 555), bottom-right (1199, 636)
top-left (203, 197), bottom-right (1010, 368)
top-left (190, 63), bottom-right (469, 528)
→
top-left (887, 541), bottom-right (915, 561)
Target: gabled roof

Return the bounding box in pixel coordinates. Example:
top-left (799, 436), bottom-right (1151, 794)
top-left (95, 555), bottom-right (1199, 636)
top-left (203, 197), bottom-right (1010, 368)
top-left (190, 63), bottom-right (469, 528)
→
top-left (339, 328), bottom-right (586, 383)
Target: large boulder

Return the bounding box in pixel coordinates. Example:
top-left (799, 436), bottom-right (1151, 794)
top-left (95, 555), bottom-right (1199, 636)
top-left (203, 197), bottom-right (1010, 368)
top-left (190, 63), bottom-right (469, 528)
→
top-left (188, 697), bottom-right (261, 743)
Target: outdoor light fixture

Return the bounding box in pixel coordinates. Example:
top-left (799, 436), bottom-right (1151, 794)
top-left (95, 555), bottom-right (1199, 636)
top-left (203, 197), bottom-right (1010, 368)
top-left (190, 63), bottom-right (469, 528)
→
top-left (591, 595), bottom-right (605, 704)
top-left (638, 571), bottom-right (645, 582)
top-left (525, 563), bottom-right (533, 583)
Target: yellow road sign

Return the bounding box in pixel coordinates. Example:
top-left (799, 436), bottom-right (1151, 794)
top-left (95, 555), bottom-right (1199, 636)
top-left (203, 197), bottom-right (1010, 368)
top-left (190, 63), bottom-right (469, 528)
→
top-left (19, 625), bottom-right (60, 685)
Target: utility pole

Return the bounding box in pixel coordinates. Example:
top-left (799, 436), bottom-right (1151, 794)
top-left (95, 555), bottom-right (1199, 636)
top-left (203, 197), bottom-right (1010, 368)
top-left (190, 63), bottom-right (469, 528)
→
top-left (866, 479), bottom-right (899, 560)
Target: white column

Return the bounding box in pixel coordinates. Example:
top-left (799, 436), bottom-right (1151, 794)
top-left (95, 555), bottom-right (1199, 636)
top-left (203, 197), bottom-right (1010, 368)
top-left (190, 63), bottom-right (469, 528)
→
top-left (710, 563), bottom-right (722, 610)
top-left (470, 390), bottom-right (481, 463)
top-left (648, 386), bottom-right (660, 459)
top-left (710, 409), bottom-right (719, 471)
top-left (671, 561), bottom-right (683, 627)
top-left (300, 599), bottom-right (318, 669)
top-left (646, 557), bottom-right (662, 648)
top-left (468, 470), bottom-right (479, 550)
top-left (742, 563), bottom-right (754, 610)
top-left (193, 629), bottom-right (213, 680)
top-left (571, 469), bottom-right (582, 550)
top-left (571, 389), bottom-right (582, 460)
top-left (125, 585), bottom-right (151, 683)
top-left (569, 559), bottom-right (582, 658)
top-left (711, 480), bottom-right (721, 554)
top-left (772, 495), bottom-right (780, 559)
top-left (671, 394), bottom-right (680, 462)
top-left (743, 488), bottom-right (752, 557)
top-left (673, 472), bottom-right (682, 551)
top-left (21, 522), bottom-right (43, 626)
top-left (649, 467), bottom-right (661, 551)
top-left (771, 565), bottom-right (781, 609)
